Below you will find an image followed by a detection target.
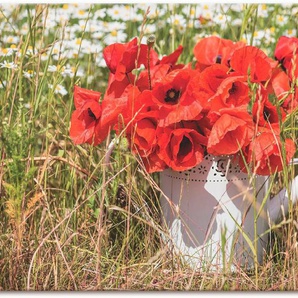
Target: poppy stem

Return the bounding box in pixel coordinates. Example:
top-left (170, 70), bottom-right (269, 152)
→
top-left (147, 48), bottom-right (152, 90)
top-left (147, 34), bottom-right (155, 90)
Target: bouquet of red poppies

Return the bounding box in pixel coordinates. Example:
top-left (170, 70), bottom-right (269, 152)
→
top-left (70, 35), bottom-right (298, 176)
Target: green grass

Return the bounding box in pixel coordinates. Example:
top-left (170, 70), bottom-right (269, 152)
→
top-left (0, 3), bottom-right (298, 291)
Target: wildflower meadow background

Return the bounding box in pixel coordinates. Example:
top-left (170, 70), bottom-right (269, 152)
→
top-left (0, 3), bottom-right (298, 290)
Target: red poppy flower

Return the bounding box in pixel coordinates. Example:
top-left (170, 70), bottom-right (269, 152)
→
top-left (103, 37), bottom-right (158, 82)
top-left (141, 148), bottom-right (168, 173)
top-left (136, 44), bottom-right (184, 91)
top-left (269, 68), bottom-right (298, 113)
top-left (275, 36), bottom-right (298, 61)
top-left (193, 36), bottom-right (245, 71)
top-left (157, 45), bottom-right (184, 66)
top-left (240, 127), bottom-right (296, 175)
top-left (274, 36), bottom-right (298, 81)
top-left (207, 110), bottom-right (254, 155)
top-left (190, 64), bottom-right (229, 112)
top-left (102, 85), bottom-right (141, 134)
top-left (151, 68), bottom-right (203, 126)
top-left (127, 110), bottom-right (159, 157)
top-left (268, 68), bottom-right (294, 111)
top-left (104, 71), bottom-right (135, 99)
top-left (209, 75), bottom-right (250, 112)
top-left (157, 126), bottom-right (206, 171)
top-left (136, 64), bottom-right (171, 92)
top-left (72, 85), bottom-right (101, 110)
top-left (229, 46), bottom-right (278, 83)
top-left (70, 85), bottom-right (108, 145)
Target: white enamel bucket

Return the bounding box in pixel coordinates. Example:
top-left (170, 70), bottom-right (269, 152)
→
top-left (159, 154), bottom-right (298, 271)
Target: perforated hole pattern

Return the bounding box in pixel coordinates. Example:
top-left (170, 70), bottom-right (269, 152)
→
top-left (163, 154), bottom-right (247, 183)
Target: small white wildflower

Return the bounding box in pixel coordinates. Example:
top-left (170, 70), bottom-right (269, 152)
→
top-left (213, 14), bottom-right (231, 28)
top-left (23, 70), bottom-right (35, 78)
top-left (106, 5), bottom-right (126, 21)
top-left (94, 8), bottom-right (106, 19)
top-left (40, 52), bottom-right (49, 61)
top-left (9, 44), bottom-right (19, 52)
top-left (0, 47), bottom-right (14, 57)
top-left (49, 83), bottom-right (68, 96)
top-left (276, 14), bottom-right (288, 26)
top-left (0, 60), bottom-right (17, 69)
top-left (284, 28), bottom-right (297, 37)
top-left (61, 65), bottom-right (85, 78)
top-left (103, 30), bottom-right (127, 44)
top-left (3, 35), bottom-right (19, 44)
top-left (167, 14), bottom-right (186, 28)
top-left (26, 46), bottom-right (37, 56)
top-left (48, 65), bottom-right (58, 72)
top-left (74, 7), bottom-right (89, 19)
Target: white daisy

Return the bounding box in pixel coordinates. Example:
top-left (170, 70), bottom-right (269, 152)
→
top-left (0, 47), bottom-right (14, 57)
top-left (103, 30), bottom-right (127, 45)
top-left (3, 35), bottom-right (19, 44)
top-left (48, 83), bottom-right (68, 96)
top-left (48, 65), bottom-right (58, 72)
top-left (276, 14), bottom-right (288, 26)
top-left (94, 8), bottom-right (106, 19)
top-left (167, 14), bottom-right (186, 28)
top-left (257, 4), bottom-right (269, 18)
top-left (23, 70), bottom-right (35, 78)
top-left (284, 28), bottom-right (297, 37)
top-left (106, 5), bottom-right (125, 21)
top-left (0, 60), bottom-right (17, 69)
top-left (213, 13), bottom-right (231, 29)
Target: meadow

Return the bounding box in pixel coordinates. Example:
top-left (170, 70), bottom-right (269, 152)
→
top-left (0, 3), bottom-right (298, 291)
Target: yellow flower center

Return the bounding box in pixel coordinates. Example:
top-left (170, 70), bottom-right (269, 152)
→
top-left (174, 19), bottom-right (180, 25)
top-left (288, 29), bottom-right (293, 35)
top-left (111, 30), bottom-right (118, 37)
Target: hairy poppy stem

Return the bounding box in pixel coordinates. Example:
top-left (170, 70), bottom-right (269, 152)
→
top-left (147, 34), bottom-right (155, 90)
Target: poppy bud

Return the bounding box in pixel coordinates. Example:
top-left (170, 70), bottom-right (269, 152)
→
top-left (147, 34), bottom-right (156, 49)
